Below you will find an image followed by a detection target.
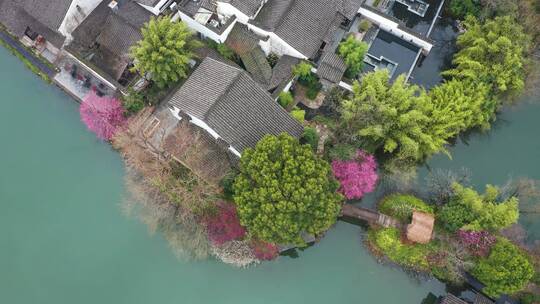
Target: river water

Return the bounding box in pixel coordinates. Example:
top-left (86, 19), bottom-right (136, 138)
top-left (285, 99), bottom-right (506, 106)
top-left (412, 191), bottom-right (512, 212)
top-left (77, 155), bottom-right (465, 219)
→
top-left (0, 44), bottom-right (538, 303)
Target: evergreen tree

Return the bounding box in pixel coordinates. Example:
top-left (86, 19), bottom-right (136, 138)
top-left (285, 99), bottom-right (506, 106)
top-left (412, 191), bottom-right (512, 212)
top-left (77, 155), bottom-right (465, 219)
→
top-left (339, 70), bottom-right (446, 169)
top-left (131, 16), bottom-right (201, 88)
top-left (429, 80), bottom-right (494, 133)
top-left (233, 133), bottom-right (343, 246)
top-left (443, 16), bottom-right (530, 97)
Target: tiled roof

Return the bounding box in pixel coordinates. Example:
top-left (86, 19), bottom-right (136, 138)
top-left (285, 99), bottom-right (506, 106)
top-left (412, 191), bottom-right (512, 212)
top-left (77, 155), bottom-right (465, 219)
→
top-left (441, 294), bottom-right (467, 304)
top-left (220, 0), bottom-right (264, 17)
top-left (269, 55), bottom-right (299, 89)
top-left (0, 0), bottom-right (69, 47)
top-left (168, 57), bottom-right (303, 152)
top-left (21, 0), bottom-right (73, 30)
top-left (69, 0), bottom-right (151, 80)
top-left (317, 52), bottom-right (347, 84)
top-left (251, 0), bottom-right (362, 58)
top-left (225, 24), bottom-right (272, 87)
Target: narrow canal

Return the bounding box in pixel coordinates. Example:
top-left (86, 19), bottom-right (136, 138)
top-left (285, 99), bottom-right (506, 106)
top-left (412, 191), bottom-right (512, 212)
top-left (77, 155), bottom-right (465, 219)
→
top-left (0, 43), bottom-right (538, 304)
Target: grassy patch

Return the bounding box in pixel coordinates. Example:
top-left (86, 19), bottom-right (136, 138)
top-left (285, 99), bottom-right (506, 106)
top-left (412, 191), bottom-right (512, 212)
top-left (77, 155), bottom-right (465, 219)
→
top-left (378, 194), bottom-right (434, 222)
top-left (0, 38), bottom-right (51, 83)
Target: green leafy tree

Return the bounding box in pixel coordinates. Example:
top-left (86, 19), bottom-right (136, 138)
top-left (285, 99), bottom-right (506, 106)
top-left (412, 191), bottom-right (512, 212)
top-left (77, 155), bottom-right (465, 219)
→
top-left (429, 80), bottom-right (494, 133)
top-left (449, 0), bottom-right (481, 19)
top-left (233, 133), bottom-right (343, 246)
top-left (443, 16), bottom-right (530, 97)
top-left (472, 238), bottom-right (533, 296)
top-left (278, 91), bottom-right (294, 108)
top-left (292, 61), bottom-right (314, 82)
top-left (338, 35), bottom-right (369, 78)
top-left (439, 183), bottom-right (519, 232)
top-left (339, 70), bottom-right (446, 169)
top-left (131, 16), bottom-right (201, 88)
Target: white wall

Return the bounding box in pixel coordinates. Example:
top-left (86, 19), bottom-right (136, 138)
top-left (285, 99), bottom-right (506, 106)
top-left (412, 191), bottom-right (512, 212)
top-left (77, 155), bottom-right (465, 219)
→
top-left (170, 106), bottom-right (241, 157)
top-left (176, 11), bottom-right (237, 43)
top-left (358, 7), bottom-right (433, 53)
top-left (248, 24), bottom-right (307, 59)
top-left (137, 0), bottom-right (171, 15)
top-left (217, 2), bottom-right (250, 23)
top-left (58, 0), bottom-right (102, 42)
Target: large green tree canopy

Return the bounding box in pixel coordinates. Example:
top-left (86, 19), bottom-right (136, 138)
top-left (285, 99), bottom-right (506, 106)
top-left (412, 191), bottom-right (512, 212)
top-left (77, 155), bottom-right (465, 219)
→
top-left (233, 133), bottom-right (343, 246)
top-left (472, 238), bottom-right (533, 297)
top-left (131, 16), bottom-right (201, 88)
top-left (339, 70), bottom-right (447, 169)
top-left (443, 16), bottom-right (530, 97)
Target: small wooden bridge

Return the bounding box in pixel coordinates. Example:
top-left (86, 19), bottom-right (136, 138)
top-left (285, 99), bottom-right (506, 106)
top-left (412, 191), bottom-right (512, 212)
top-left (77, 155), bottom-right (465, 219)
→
top-left (340, 204), bottom-right (402, 228)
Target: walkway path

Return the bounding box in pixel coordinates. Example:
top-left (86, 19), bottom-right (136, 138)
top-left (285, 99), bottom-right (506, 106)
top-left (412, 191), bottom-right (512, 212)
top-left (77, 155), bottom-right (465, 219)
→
top-left (0, 31), bottom-right (56, 77)
top-left (341, 204), bottom-right (402, 228)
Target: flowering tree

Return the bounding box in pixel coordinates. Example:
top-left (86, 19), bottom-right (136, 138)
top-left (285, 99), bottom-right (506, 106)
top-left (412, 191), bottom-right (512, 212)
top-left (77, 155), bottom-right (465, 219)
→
top-left (250, 240), bottom-right (279, 261)
top-left (457, 230), bottom-right (496, 257)
top-left (80, 91), bottom-right (126, 140)
top-left (332, 150), bottom-right (378, 200)
top-left (204, 202), bottom-right (246, 246)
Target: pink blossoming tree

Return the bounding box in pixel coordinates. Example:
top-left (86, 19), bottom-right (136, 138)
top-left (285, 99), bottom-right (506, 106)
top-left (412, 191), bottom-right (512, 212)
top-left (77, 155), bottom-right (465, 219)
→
top-left (204, 202), bottom-right (246, 246)
top-left (331, 150), bottom-right (378, 200)
top-left (80, 91), bottom-right (126, 141)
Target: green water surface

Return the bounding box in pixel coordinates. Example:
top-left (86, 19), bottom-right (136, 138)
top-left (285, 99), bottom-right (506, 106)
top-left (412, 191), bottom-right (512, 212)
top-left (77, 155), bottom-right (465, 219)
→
top-left (0, 45), bottom-right (448, 303)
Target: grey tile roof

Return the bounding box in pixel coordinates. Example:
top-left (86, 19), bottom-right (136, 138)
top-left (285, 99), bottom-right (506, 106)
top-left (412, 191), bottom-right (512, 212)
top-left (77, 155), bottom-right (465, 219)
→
top-left (441, 294), bottom-right (468, 304)
top-left (269, 55), bottom-right (299, 89)
top-left (251, 0), bottom-right (362, 58)
top-left (0, 0), bottom-right (67, 47)
top-left (220, 0), bottom-right (264, 17)
top-left (68, 0), bottom-right (151, 80)
top-left (317, 52), bottom-right (347, 84)
top-left (21, 0), bottom-right (73, 30)
top-left (168, 57), bottom-right (303, 152)
top-left (225, 24), bottom-right (272, 87)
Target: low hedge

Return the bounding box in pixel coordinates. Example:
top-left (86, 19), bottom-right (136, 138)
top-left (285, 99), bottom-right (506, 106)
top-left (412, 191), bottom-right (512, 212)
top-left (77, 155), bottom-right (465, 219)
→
top-left (378, 194), bottom-right (433, 222)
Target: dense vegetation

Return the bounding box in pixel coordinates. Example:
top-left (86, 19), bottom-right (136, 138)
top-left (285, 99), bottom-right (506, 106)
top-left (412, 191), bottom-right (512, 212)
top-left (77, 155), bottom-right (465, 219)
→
top-left (131, 16), bottom-right (201, 88)
top-left (233, 133), bottom-right (343, 246)
top-left (338, 35), bottom-right (369, 78)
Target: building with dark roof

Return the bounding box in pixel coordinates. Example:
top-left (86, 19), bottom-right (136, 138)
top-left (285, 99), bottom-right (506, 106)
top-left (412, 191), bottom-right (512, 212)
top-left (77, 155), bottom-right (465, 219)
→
top-left (68, 0), bottom-right (151, 84)
top-left (176, 0), bottom-right (362, 60)
top-left (317, 52), bottom-right (347, 88)
top-left (167, 57), bottom-right (303, 156)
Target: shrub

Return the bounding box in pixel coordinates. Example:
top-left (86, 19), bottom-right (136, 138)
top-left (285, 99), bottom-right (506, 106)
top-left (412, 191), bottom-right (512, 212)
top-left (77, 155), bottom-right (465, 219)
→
top-left (338, 35), bottom-right (368, 78)
top-left (292, 61), bottom-right (314, 83)
top-left (328, 143), bottom-right (357, 161)
top-left (378, 194), bottom-right (433, 222)
top-left (219, 171), bottom-right (237, 201)
top-left (301, 127), bottom-right (319, 150)
top-left (122, 89), bottom-right (146, 115)
top-left (267, 53), bottom-right (279, 67)
top-left (216, 43), bottom-right (235, 60)
top-left (250, 240), bottom-right (279, 261)
top-left (456, 230), bottom-right (496, 257)
top-left (278, 91), bottom-right (294, 108)
top-left (472, 238), bottom-right (534, 297)
top-left (439, 183), bottom-right (519, 232)
top-left (306, 85), bottom-right (320, 100)
top-left (203, 202), bottom-right (246, 246)
top-left (438, 201), bottom-right (475, 233)
top-left (370, 227), bottom-right (435, 270)
top-left (331, 150), bottom-right (378, 200)
top-left (358, 20), bottom-right (371, 32)
top-left (449, 0), bottom-right (481, 19)
top-left (290, 107), bottom-right (305, 122)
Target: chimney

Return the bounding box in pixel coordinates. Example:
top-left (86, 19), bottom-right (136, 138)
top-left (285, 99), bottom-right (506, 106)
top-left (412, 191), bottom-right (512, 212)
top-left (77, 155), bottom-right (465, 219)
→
top-left (108, 0), bottom-right (119, 13)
